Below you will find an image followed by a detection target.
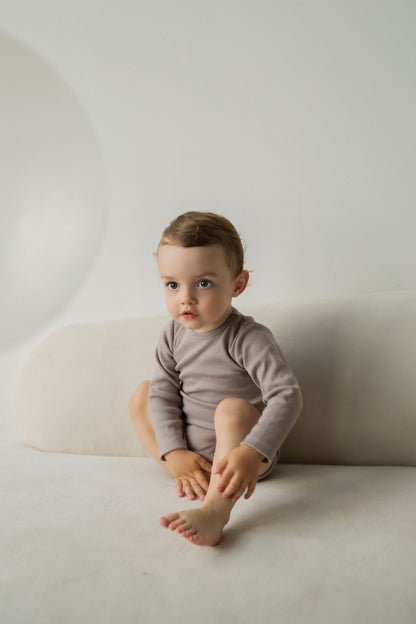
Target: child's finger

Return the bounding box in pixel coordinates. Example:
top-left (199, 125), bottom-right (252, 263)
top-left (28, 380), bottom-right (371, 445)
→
top-left (213, 458), bottom-right (227, 475)
top-left (197, 456), bottom-right (212, 472)
top-left (195, 471), bottom-right (210, 493)
top-left (231, 483), bottom-right (247, 502)
top-left (216, 470), bottom-right (232, 492)
top-left (175, 478), bottom-right (185, 497)
top-left (176, 478), bottom-right (195, 500)
top-left (244, 481), bottom-right (256, 500)
top-left (182, 480), bottom-right (195, 500)
top-left (221, 475), bottom-right (242, 499)
top-left (191, 480), bottom-right (206, 501)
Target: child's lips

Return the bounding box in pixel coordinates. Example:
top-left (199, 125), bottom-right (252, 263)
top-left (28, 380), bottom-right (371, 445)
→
top-left (182, 311), bottom-right (197, 319)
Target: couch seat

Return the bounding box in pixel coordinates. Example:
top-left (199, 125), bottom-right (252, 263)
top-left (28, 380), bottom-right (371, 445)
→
top-left (2, 441), bottom-right (415, 624)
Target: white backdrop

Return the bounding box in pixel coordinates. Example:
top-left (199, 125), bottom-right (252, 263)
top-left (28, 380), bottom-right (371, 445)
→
top-left (1, 0), bottom-right (415, 440)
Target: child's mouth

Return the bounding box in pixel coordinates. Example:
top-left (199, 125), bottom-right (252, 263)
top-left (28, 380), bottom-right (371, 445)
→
top-left (182, 311), bottom-right (196, 319)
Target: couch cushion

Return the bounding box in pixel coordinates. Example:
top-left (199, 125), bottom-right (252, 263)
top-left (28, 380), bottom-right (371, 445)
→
top-left (252, 291), bottom-right (416, 466)
top-left (15, 315), bottom-right (166, 457)
top-left (1, 441), bottom-right (416, 623)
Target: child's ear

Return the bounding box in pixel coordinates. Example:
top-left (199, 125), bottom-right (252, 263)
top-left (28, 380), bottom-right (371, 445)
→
top-left (232, 270), bottom-right (249, 297)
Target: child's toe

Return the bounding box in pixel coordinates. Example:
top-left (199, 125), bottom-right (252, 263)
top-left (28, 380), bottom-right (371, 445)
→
top-left (159, 513), bottom-right (179, 528)
top-left (171, 518), bottom-right (186, 531)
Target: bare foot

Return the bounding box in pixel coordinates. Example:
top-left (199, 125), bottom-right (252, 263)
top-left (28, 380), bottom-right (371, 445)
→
top-left (160, 505), bottom-right (230, 546)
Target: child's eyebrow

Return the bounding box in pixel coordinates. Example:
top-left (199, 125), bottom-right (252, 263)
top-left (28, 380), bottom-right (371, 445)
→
top-left (160, 272), bottom-right (219, 280)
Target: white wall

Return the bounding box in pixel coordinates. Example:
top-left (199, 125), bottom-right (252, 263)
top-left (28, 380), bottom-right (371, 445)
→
top-left (1, 0), bottom-right (415, 440)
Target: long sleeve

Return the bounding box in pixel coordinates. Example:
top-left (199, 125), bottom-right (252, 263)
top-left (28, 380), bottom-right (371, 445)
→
top-left (148, 312), bottom-right (302, 464)
top-left (230, 322), bottom-right (303, 462)
top-left (148, 322), bottom-right (187, 459)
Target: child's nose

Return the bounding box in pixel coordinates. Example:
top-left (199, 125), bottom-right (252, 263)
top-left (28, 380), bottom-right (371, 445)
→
top-left (181, 287), bottom-right (196, 305)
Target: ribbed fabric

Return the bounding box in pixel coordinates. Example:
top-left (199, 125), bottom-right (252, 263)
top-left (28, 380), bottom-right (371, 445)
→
top-left (149, 309), bottom-right (302, 462)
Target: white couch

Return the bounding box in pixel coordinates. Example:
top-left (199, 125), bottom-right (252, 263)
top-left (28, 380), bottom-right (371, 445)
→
top-left (2, 291), bottom-right (416, 624)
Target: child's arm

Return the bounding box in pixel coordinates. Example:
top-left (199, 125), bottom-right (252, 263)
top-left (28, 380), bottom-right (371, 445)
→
top-left (149, 323), bottom-right (212, 500)
top-left (149, 322), bottom-right (188, 457)
top-left (231, 321), bottom-right (303, 465)
top-left (214, 320), bottom-right (303, 502)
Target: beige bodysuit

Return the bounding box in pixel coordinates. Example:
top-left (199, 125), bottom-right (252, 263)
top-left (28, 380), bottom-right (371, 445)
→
top-left (149, 308), bottom-right (303, 463)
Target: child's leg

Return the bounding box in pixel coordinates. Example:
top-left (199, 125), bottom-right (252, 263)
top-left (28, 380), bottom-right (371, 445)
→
top-left (128, 380), bottom-right (167, 470)
top-left (160, 398), bottom-right (273, 546)
top-left (128, 382), bottom-right (212, 500)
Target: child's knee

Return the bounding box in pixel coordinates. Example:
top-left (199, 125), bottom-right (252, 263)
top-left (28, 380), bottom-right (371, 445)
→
top-left (214, 398), bottom-right (259, 430)
top-left (128, 380), bottom-right (150, 418)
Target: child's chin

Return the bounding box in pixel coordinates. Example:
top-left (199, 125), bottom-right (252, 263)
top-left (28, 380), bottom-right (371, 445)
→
top-left (180, 317), bottom-right (201, 329)
top-left (182, 319), bottom-right (210, 333)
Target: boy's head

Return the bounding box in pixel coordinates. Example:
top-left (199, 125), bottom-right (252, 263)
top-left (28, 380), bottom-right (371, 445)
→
top-left (157, 211), bottom-right (245, 278)
top-left (157, 212), bottom-right (249, 333)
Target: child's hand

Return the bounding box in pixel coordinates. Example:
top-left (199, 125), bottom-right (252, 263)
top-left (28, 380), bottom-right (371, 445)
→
top-left (164, 449), bottom-right (212, 501)
top-left (214, 445), bottom-right (264, 502)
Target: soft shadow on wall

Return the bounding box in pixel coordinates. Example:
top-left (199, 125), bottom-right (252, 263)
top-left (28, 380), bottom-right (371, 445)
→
top-left (0, 31), bottom-right (108, 353)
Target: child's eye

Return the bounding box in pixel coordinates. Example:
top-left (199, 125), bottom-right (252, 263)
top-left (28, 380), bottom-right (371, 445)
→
top-left (166, 281), bottom-right (179, 290)
top-left (197, 279), bottom-right (212, 289)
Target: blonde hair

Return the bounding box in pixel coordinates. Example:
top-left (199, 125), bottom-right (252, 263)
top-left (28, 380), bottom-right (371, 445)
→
top-left (158, 211), bottom-right (245, 277)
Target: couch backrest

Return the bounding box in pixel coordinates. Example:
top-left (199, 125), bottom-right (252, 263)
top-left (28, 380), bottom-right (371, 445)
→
top-left (15, 291), bottom-right (416, 465)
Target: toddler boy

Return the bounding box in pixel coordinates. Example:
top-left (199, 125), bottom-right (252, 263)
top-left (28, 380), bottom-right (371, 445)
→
top-left (128, 211), bottom-right (302, 546)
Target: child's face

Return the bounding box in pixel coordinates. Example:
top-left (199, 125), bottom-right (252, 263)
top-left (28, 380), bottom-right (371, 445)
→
top-left (157, 243), bottom-right (248, 333)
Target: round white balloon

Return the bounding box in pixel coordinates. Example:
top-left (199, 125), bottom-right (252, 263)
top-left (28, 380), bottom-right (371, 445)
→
top-left (0, 33), bottom-right (107, 351)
